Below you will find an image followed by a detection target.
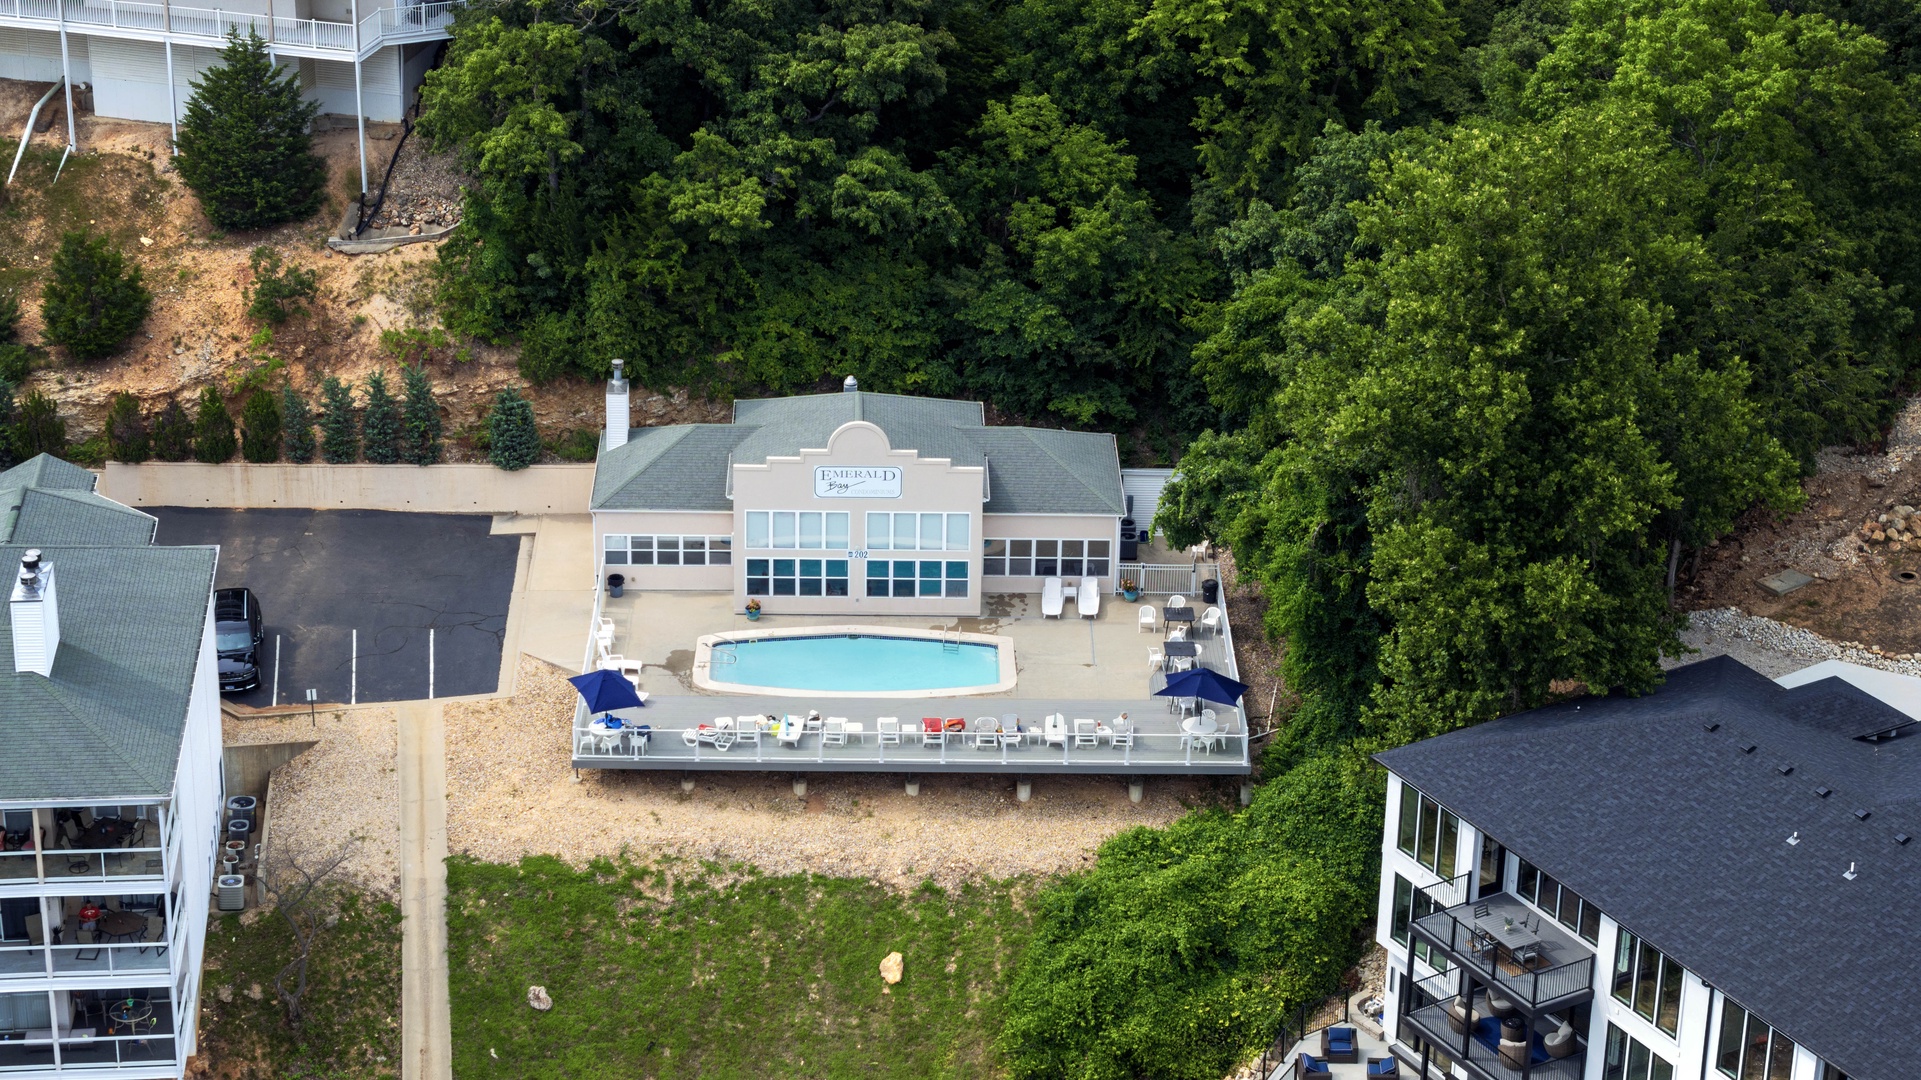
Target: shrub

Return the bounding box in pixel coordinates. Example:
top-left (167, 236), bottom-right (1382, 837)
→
top-left (996, 750), bottom-right (1386, 1080)
top-left (174, 29), bottom-right (325, 231)
top-left (106, 392), bottom-right (150, 462)
top-left (40, 229), bottom-right (152, 360)
top-left (380, 326), bottom-right (452, 367)
top-left (399, 365), bottom-right (443, 465)
top-left (66, 435), bottom-right (109, 467)
top-left (151, 398), bottom-right (193, 462)
top-left (0, 346), bottom-right (30, 385)
top-left (0, 380), bottom-right (18, 469)
top-left (515, 310), bottom-right (581, 384)
top-left (550, 427), bottom-right (598, 462)
top-left (318, 377), bottom-right (358, 463)
top-left (361, 370), bottom-right (400, 464)
top-left (192, 387), bottom-right (236, 463)
top-left (245, 247), bottom-right (319, 324)
top-left (240, 388), bottom-right (282, 463)
top-left (488, 389), bottom-right (539, 470)
top-left (281, 383), bottom-right (315, 463)
top-left (12, 390), bottom-right (65, 460)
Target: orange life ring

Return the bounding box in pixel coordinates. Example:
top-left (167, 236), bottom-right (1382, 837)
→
top-left (944, 717), bottom-right (966, 732)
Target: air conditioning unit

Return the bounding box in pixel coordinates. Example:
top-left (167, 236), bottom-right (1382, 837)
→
top-left (216, 875), bottom-right (247, 911)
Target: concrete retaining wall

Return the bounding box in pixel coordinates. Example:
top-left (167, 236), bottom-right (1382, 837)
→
top-left (101, 462), bottom-right (596, 515)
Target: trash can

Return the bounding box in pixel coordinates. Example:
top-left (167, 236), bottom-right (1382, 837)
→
top-left (1201, 577), bottom-right (1219, 605)
top-left (606, 573), bottom-right (625, 598)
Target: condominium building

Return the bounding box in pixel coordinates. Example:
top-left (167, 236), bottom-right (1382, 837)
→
top-left (0, 455), bottom-right (224, 1078)
top-left (1371, 655), bottom-right (1913, 1080)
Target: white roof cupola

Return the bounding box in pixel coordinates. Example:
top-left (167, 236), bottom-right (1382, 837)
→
top-left (10, 548), bottom-right (60, 676)
top-left (605, 358), bottom-right (631, 450)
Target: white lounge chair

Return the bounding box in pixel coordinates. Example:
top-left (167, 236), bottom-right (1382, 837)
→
top-left (823, 718), bottom-right (848, 746)
top-left (735, 716), bottom-right (768, 747)
top-left (1108, 714), bottom-right (1134, 749)
top-left (1041, 576), bottom-right (1065, 618)
top-left (1138, 604), bottom-right (1158, 633)
top-left (1077, 576), bottom-right (1100, 618)
top-left (1043, 713), bottom-right (1068, 747)
top-left (1200, 606), bottom-right (1223, 637)
top-left (1073, 718), bottom-right (1099, 748)
top-left (877, 717), bottom-right (901, 745)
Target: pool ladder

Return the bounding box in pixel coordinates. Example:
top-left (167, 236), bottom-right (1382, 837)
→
top-left (941, 629), bottom-right (961, 653)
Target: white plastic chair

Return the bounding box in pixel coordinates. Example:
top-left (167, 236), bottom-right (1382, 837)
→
top-left (877, 717), bottom-right (901, 745)
top-left (1073, 719), bottom-right (1099, 748)
top-left (1168, 594), bottom-right (1187, 609)
top-left (1147, 647), bottom-right (1165, 671)
top-left (734, 716), bottom-right (765, 746)
top-left (595, 617), bottom-right (615, 651)
top-left (1043, 714), bottom-right (1068, 747)
top-left (1200, 606), bottom-right (1223, 637)
top-left (1108, 715), bottom-right (1134, 749)
top-left (1138, 605), bottom-right (1158, 634)
top-left (1167, 625), bottom-right (1187, 642)
top-left (823, 718), bottom-right (848, 746)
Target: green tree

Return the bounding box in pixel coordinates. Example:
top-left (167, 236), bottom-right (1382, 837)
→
top-left (240, 388), bottom-right (282, 463)
top-left (399, 365), bottom-right (443, 465)
top-left (192, 387), bottom-right (237, 464)
top-left (0, 381), bottom-right (17, 470)
top-left (317, 377), bottom-right (358, 464)
top-left (0, 289), bottom-right (30, 384)
top-left (12, 390), bottom-right (65, 460)
top-left (487, 388), bottom-right (539, 470)
top-left (281, 383), bottom-right (316, 463)
top-left (106, 392), bottom-right (150, 463)
top-left (150, 398), bottom-right (193, 462)
top-left (244, 247), bottom-right (320, 324)
top-left (175, 29), bottom-right (326, 230)
top-left (361, 370), bottom-right (401, 464)
top-left (40, 229), bottom-right (152, 361)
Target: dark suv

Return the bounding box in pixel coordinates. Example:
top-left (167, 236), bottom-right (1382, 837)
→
top-left (214, 588), bottom-right (263, 693)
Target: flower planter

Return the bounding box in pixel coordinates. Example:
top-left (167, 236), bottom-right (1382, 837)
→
top-left (745, 610), bottom-right (761, 621)
top-left (1123, 589), bottom-right (1141, 602)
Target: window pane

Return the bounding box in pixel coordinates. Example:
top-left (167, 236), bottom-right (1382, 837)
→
top-left (984, 557), bottom-right (1007, 576)
top-left (867, 513), bottom-right (891, 550)
top-left (1397, 788), bottom-right (1421, 857)
top-left (895, 561), bottom-right (915, 578)
top-left (1716, 1003), bottom-right (1746, 1077)
top-left (1010, 557), bottom-right (1033, 576)
top-left (1036, 540), bottom-right (1059, 558)
top-left (1605, 1024), bottom-right (1629, 1080)
top-left (800, 512), bottom-right (823, 549)
top-left (826, 561), bottom-right (848, 578)
top-left (1391, 875), bottom-right (1412, 944)
top-left (1089, 539), bottom-right (1110, 557)
top-left (1766, 1032), bottom-right (1793, 1080)
top-left (1613, 932), bottom-right (1637, 1006)
top-left (656, 538), bottom-right (679, 565)
top-left (827, 513), bottom-right (849, 550)
top-left (746, 512), bottom-right (769, 549)
top-left (604, 536), bottom-right (628, 565)
top-left (1634, 940), bottom-right (1659, 1020)
top-left (773, 512), bottom-right (797, 549)
top-left (1088, 558), bottom-right (1111, 577)
top-left (1651, 1057), bottom-right (1674, 1080)
top-left (1062, 556), bottom-right (1084, 577)
top-left (946, 514), bottom-right (968, 551)
top-left (799, 578), bottom-right (823, 596)
top-left (947, 561), bottom-right (968, 579)
top-left (919, 577), bottom-right (942, 596)
top-left (868, 560), bottom-right (888, 579)
top-left (773, 559), bottom-right (795, 577)
top-left (826, 577), bottom-right (848, 597)
top-left (1416, 796), bottom-right (1439, 869)
top-left (866, 577), bottom-right (889, 597)
top-left (1010, 539), bottom-right (1033, 558)
top-left (1740, 1016), bottom-right (1767, 1080)
top-left (1580, 900), bottom-right (1601, 943)
top-left (1437, 812), bottom-right (1459, 878)
top-left (945, 580), bottom-right (968, 597)
top-left (1656, 956), bottom-right (1681, 1035)
top-left (894, 579), bottom-right (916, 597)
top-left (1518, 859), bottom-right (1540, 903)
top-left (921, 513), bottom-right (944, 550)
top-left (709, 538), bottom-right (731, 565)
top-left (747, 559), bottom-right (769, 575)
top-left (683, 537), bottom-right (706, 565)
top-left (984, 538), bottom-right (1006, 559)
top-left (773, 578), bottom-right (797, 596)
top-left (1628, 1042), bottom-right (1651, 1080)
top-left (800, 560), bottom-right (822, 578)
top-left (895, 514), bottom-right (917, 550)
top-left (1063, 540), bottom-right (1084, 558)
top-left (747, 577), bottom-right (769, 596)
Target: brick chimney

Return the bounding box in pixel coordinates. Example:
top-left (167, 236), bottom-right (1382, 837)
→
top-left (11, 549), bottom-right (60, 677)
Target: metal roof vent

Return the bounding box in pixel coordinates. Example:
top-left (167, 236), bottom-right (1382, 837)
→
top-left (1786, 832), bottom-right (1800, 846)
top-left (1854, 809), bottom-right (1872, 821)
top-left (843, 374), bottom-right (859, 393)
top-left (1896, 833), bottom-right (1912, 846)
top-left (1777, 763), bottom-right (1794, 775)
top-left (1843, 862), bottom-right (1858, 881)
top-left (1740, 743), bottom-right (1757, 754)
top-left (604, 358), bottom-right (630, 451)
top-left (9, 549), bottom-right (60, 677)
top-left (1815, 786), bottom-right (1831, 798)
top-left (1703, 722), bottom-right (1720, 732)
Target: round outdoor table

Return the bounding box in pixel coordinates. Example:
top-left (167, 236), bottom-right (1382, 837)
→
top-left (107, 998), bottom-right (153, 1025)
top-left (96, 911), bottom-right (145, 943)
top-left (1181, 716), bottom-right (1218, 737)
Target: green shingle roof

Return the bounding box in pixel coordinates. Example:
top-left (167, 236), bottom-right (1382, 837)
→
top-left (593, 392), bottom-right (1124, 515)
top-left (0, 456), bottom-right (216, 801)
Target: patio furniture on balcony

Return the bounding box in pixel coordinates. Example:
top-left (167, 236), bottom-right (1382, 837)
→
top-left (1168, 594), bottom-right (1186, 609)
top-left (877, 717), bottom-right (901, 745)
top-left (1366, 1057), bottom-right (1400, 1077)
top-left (1138, 604), bottom-right (1158, 633)
top-left (823, 718), bottom-right (849, 746)
top-left (1200, 605), bottom-right (1222, 636)
top-left (1042, 714), bottom-right (1068, 747)
top-left (1322, 1026), bottom-right (1359, 1063)
top-left (1298, 1053), bottom-right (1332, 1080)
top-left (1163, 605), bottom-right (1195, 636)
top-left (1545, 1019), bottom-right (1578, 1059)
top-left (1147, 647), bottom-right (1164, 671)
top-left (1073, 719), bottom-right (1099, 748)
top-left (1042, 576), bottom-right (1065, 618)
top-left (1108, 714), bottom-right (1135, 749)
top-left (921, 718), bottom-right (946, 747)
top-left (1487, 986), bottom-right (1519, 1017)
top-left (1447, 994), bottom-right (1480, 1035)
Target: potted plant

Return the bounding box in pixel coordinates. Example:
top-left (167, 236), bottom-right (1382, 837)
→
top-left (1120, 576), bottom-right (1140, 602)
top-left (745, 598), bottom-right (762, 621)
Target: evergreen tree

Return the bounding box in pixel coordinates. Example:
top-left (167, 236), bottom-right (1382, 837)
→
top-left (240, 388), bottom-right (282, 463)
top-left (399, 365), bottom-right (443, 465)
top-left (40, 229), bottom-right (151, 361)
top-left (175, 30), bottom-right (325, 230)
top-left (12, 390), bottom-right (65, 459)
top-left (281, 383), bottom-right (316, 463)
top-left (361, 369), bottom-right (401, 464)
top-left (151, 398), bottom-right (193, 462)
top-left (0, 380), bottom-right (18, 470)
top-left (318, 377), bottom-right (358, 464)
top-left (192, 387), bottom-right (236, 464)
top-left (0, 290), bottom-right (28, 384)
top-left (488, 389), bottom-right (539, 471)
top-left (106, 391), bottom-right (150, 462)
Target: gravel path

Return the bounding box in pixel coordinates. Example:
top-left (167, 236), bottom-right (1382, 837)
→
top-left (1674, 606), bottom-right (1921, 679)
top-left (222, 707), bottom-right (403, 899)
top-left (443, 656), bottom-right (1234, 890)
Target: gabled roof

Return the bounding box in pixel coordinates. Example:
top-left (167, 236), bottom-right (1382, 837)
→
top-left (592, 392), bottom-right (1125, 515)
top-left (1374, 656), bottom-right (1920, 1080)
top-left (0, 456), bottom-right (215, 801)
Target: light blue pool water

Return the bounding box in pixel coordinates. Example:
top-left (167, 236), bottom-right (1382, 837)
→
top-left (709, 634), bottom-right (1001, 692)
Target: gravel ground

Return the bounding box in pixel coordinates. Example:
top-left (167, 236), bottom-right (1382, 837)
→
top-left (222, 707), bottom-right (403, 899)
top-left (443, 656), bottom-right (1236, 890)
top-left (1673, 606), bottom-right (1921, 678)
top-left (365, 133), bottom-right (466, 232)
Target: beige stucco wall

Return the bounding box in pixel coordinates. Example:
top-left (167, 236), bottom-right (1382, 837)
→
top-left (100, 462), bottom-right (594, 514)
top-left (594, 510), bottom-right (733, 591)
top-left (729, 421), bottom-right (986, 616)
top-left (981, 513), bottom-right (1124, 590)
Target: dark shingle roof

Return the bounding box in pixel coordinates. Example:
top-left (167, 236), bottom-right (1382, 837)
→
top-left (0, 456), bottom-right (215, 800)
top-left (592, 392), bottom-right (1124, 515)
top-left (1374, 656), bottom-right (1920, 1080)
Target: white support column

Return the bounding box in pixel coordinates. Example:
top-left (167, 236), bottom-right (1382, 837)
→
top-left (164, 38), bottom-right (177, 148)
top-left (351, 0), bottom-right (366, 194)
top-left (55, 8), bottom-right (75, 151)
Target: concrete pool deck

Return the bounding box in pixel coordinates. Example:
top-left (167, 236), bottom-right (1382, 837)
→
top-left (577, 589), bottom-right (1252, 775)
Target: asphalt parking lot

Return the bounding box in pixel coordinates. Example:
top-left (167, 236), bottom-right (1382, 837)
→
top-left (151, 508), bottom-right (522, 707)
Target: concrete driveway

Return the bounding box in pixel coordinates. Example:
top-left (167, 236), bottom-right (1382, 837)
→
top-left (151, 508), bottom-right (521, 706)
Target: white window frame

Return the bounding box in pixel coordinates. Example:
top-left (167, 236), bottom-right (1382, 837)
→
top-left (743, 511), bottom-right (850, 551)
top-left (982, 537), bottom-right (1112, 577)
top-left (604, 534), bottom-right (733, 566)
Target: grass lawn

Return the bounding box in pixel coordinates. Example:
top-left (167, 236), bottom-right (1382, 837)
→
top-left (446, 855), bottom-right (1035, 1079)
top-left (197, 891), bottom-right (403, 1080)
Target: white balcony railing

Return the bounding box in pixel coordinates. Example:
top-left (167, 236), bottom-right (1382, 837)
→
top-left (0, 0), bottom-right (456, 55)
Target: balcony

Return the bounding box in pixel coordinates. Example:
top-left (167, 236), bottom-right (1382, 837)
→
top-left (1409, 878), bottom-right (1595, 1014)
top-left (0, 0), bottom-right (456, 60)
top-left (1399, 970), bottom-right (1586, 1080)
top-left (0, 809), bottom-right (166, 889)
top-left (0, 986), bottom-right (178, 1071)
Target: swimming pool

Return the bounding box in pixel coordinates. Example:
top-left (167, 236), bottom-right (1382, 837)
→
top-left (696, 629), bottom-right (1014, 697)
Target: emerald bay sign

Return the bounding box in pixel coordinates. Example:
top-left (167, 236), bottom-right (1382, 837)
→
top-left (814, 466), bottom-right (902, 498)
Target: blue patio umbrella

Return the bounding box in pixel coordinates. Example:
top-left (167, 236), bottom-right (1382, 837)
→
top-left (568, 669), bottom-right (645, 717)
top-left (1155, 667), bottom-right (1250, 706)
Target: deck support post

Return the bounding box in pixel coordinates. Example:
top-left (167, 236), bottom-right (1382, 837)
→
top-left (1240, 781), bottom-right (1251, 807)
top-left (1127, 778), bottom-right (1143, 804)
top-left (1016, 778), bottom-right (1032, 803)
top-left (56, 13), bottom-right (75, 153)
top-left (792, 775), bottom-right (807, 798)
top-left (680, 776), bottom-right (694, 793)
top-left (350, 0), bottom-right (367, 194)
top-left (1521, 1013), bottom-right (1534, 1080)
top-left (904, 776), bottom-right (920, 797)
top-left (164, 37), bottom-right (177, 148)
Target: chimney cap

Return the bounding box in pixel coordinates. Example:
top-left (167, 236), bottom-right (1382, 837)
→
top-left (607, 358), bottom-right (629, 392)
top-left (843, 375), bottom-right (859, 393)
top-left (20, 549), bottom-right (41, 569)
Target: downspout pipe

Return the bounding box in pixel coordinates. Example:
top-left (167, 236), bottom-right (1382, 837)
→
top-left (7, 79), bottom-right (62, 187)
